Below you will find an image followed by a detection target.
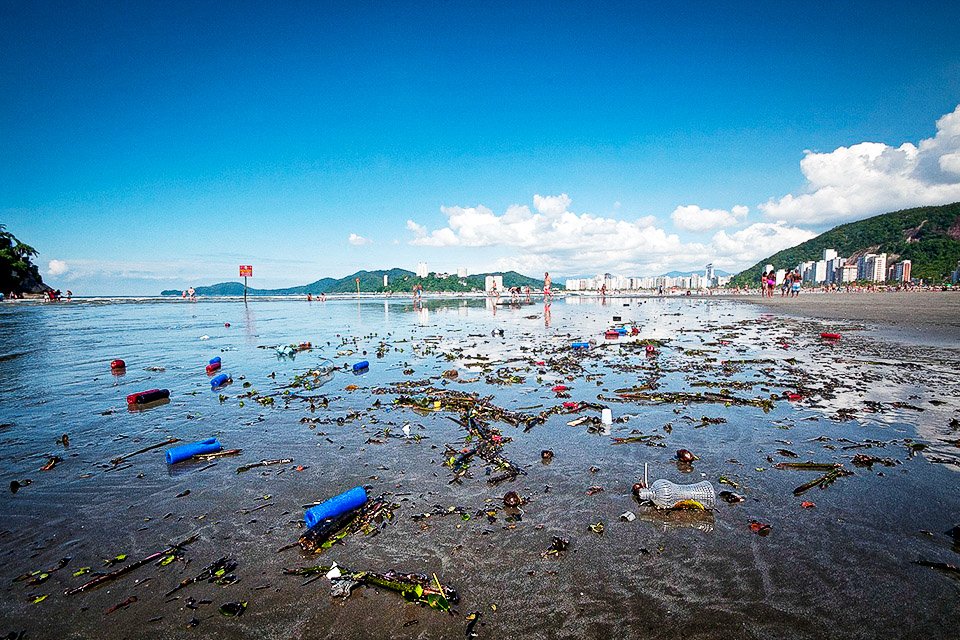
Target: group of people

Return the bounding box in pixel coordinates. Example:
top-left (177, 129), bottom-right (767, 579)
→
top-left (760, 270), bottom-right (803, 297)
top-left (46, 289), bottom-right (71, 301)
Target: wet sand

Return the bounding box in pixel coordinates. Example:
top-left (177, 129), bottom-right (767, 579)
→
top-left (1, 297), bottom-right (958, 640)
top-left (735, 291), bottom-right (960, 347)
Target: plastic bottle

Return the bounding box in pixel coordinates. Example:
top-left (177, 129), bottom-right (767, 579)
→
top-left (304, 486), bottom-right (368, 529)
top-left (352, 361), bottom-right (369, 372)
top-left (635, 479), bottom-right (716, 509)
top-left (166, 437), bottom-right (223, 464)
top-left (126, 389), bottom-right (170, 405)
top-left (210, 373), bottom-right (230, 388)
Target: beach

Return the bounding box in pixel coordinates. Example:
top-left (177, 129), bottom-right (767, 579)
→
top-left (1, 296), bottom-right (957, 639)
top-left (733, 290), bottom-right (960, 346)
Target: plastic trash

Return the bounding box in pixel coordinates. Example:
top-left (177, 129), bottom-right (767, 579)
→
top-left (601, 408), bottom-right (613, 425)
top-left (304, 486), bottom-right (367, 529)
top-left (571, 342), bottom-right (590, 349)
top-left (126, 389), bottom-right (170, 405)
top-left (353, 361), bottom-right (369, 372)
top-left (209, 357), bottom-right (221, 365)
top-left (210, 373), bottom-right (231, 389)
top-left (165, 437), bottom-right (222, 464)
top-left (635, 479), bottom-right (716, 509)
top-left (110, 359), bottom-right (126, 370)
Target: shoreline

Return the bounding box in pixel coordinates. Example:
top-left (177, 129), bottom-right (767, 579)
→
top-left (733, 290), bottom-right (960, 347)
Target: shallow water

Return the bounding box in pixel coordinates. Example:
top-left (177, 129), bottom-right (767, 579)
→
top-left (1, 296), bottom-right (958, 639)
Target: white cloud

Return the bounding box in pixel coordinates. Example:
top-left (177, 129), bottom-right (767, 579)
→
top-left (710, 222), bottom-right (817, 266)
top-left (761, 104), bottom-right (960, 225)
top-left (406, 194), bottom-right (811, 275)
top-left (348, 233), bottom-right (371, 246)
top-left (671, 204), bottom-right (749, 231)
top-left (47, 259), bottom-right (69, 276)
top-left (533, 193), bottom-right (572, 216)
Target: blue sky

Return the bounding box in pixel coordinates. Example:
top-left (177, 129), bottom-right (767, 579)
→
top-left (3, 1), bottom-right (960, 294)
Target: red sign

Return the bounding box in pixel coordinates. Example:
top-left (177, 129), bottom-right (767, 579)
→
top-left (239, 265), bottom-right (253, 277)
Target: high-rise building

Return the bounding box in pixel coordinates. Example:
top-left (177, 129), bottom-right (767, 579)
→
top-left (814, 260), bottom-right (828, 283)
top-left (858, 253), bottom-right (887, 282)
top-left (484, 275), bottom-right (503, 292)
top-left (893, 260), bottom-right (912, 282)
top-left (823, 248), bottom-right (838, 263)
top-left (705, 263), bottom-right (715, 283)
top-left (416, 262), bottom-right (428, 278)
top-left (457, 267), bottom-right (468, 278)
top-left (383, 274), bottom-right (389, 287)
top-left (840, 263), bottom-right (858, 283)
top-left (871, 253), bottom-right (887, 282)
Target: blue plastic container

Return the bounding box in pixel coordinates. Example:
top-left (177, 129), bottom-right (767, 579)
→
top-left (616, 327), bottom-right (627, 335)
top-left (352, 361), bottom-right (369, 372)
top-left (209, 357), bottom-right (221, 365)
top-left (304, 486), bottom-right (368, 529)
top-left (165, 438), bottom-right (223, 464)
top-left (210, 373), bottom-right (230, 388)
top-left (572, 342), bottom-right (590, 349)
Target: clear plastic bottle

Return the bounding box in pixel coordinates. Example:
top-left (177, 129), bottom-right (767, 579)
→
top-left (635, 479), bottom-right (716, 509)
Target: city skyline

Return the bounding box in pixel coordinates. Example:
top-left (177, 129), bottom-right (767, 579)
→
top-left (4, 4), bottom-right (960, 294)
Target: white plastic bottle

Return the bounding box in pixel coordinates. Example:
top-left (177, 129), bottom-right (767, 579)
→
top-left (635, 479), bottom-right (716, 509)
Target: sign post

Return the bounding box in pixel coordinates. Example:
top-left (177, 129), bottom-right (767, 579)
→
top-left (239, 265), bottom-right (253, 301)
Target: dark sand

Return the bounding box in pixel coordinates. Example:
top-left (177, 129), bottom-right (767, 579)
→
top-left (2, 298), bottom-right (958, 640)
top-left (735, 291), bottom-right (960, 347)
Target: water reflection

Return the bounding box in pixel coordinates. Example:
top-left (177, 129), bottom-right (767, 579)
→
top-left (635, 506), bottom-right (716, 533)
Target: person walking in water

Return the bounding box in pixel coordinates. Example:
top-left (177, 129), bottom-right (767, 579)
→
top-left (543, 272), bottom-right (552, 298)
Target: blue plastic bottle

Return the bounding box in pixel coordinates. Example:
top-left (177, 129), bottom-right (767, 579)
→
top-left (352, 361), bottom-right (369, 372)
top-left (210, 373), bottom-right (230, 388)
top-left (304, 486), bottom-right (368, 529)
top-left (165, 438), bottom-right (223, 464)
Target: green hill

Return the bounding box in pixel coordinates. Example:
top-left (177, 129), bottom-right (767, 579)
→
top-left (161, 268), bottom-right (559, 296)
top-left (730, 202), bottom-right (960, 286)
top-left (1, 224), bottom-right (50, 296)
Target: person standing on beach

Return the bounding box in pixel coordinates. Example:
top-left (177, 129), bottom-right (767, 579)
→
top-left (543, 272), bottom-right (551, 298)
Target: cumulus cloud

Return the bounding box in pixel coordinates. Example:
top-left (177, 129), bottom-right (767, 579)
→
top-left (47, 259), bottom-right (68, 276)
top-left (348, 233), bottom-right (371, 246)
top-left (671, 204), bottom-right (749, 231)
top-left (761, 104), bottom-right (960, 225)
top-left (710, 222), bottom-right (817, 265)
top-left (407, 194), bottom-right (810, 275)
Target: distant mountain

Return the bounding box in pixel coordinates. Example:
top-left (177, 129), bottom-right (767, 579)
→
top-left (562, 269), bottom-right (729, 282)
top-left (729, 202), bottom-right (960, 286)
top-left (161, 268), bottom-right (558, 296)
top-left (661, 269), bottom-right (731, 278)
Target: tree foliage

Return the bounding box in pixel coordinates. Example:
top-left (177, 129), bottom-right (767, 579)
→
top-left (0, 224), bottom-right (45, 295)
top-left (730, 202), bottom-right (960, 285)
